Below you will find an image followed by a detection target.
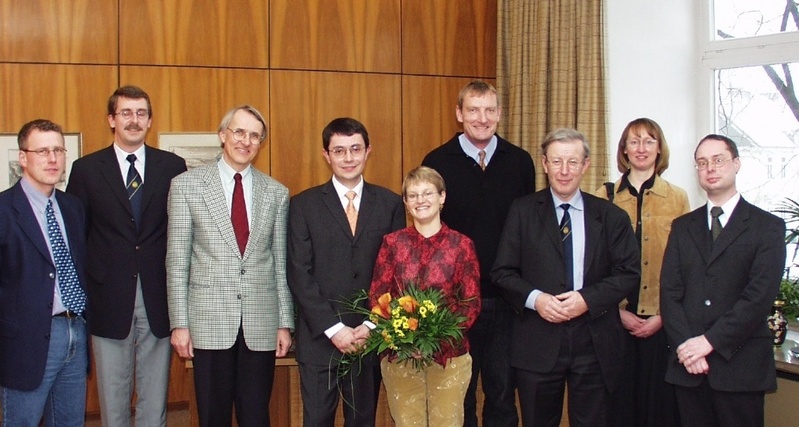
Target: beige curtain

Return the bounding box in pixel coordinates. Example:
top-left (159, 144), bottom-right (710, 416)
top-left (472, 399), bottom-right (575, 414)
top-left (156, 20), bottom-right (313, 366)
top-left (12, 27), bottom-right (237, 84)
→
top-left (496, 0), bottom-right (608, 191)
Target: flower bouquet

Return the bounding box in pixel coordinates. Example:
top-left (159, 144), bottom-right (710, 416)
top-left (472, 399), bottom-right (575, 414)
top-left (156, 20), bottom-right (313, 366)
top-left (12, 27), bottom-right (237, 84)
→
top-left (338, 283), bottom-right (468, 375)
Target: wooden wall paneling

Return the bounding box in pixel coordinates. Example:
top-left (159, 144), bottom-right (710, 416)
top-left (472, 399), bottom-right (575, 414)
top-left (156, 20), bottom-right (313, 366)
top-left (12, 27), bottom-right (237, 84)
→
top-left (0, 64), bottom-right (117, 155)
top-left (401, 75), bottom-right (484, 173)
top-left (120, 0), bottom-right (269, 68)
top-left (269, 70), bottom-right (402, 196)
top-left (0, 0), bottom-right (117, 64)
top-left (270, 0), bottom-right (401, 73)
top-left (402, 0), bottom-right (497, 78)
top-left (119, 66), bottom-right (270, 171)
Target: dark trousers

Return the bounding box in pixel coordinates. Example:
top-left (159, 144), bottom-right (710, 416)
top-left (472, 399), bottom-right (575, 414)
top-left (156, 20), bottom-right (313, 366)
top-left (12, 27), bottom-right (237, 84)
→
top-left (192, 327), bottom-right (276, 427)
top-left (675, 380), bottom-right (764, 427)
top-left (464, 297), bottom-right (519, 427)
top-left (297, 360), bottom-right (381, 427)
top-left (609, 326), bottom-right (680, 427)
top-left (516, 318), bottom-right (608, 427)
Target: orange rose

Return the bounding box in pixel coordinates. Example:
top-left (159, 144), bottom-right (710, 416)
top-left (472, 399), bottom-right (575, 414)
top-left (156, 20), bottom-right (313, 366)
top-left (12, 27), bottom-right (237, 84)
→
top-left (397, 295), bottom-right (418, 313)
top-left (407, 317), bottom-right (419, 331)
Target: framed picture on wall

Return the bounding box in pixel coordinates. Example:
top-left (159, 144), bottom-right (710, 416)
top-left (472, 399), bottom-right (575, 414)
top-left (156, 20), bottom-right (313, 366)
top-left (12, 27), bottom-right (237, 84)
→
top-left (158, 132), bottom-right (221, 170)
top-left (0, 133), bottom-right (82, 191)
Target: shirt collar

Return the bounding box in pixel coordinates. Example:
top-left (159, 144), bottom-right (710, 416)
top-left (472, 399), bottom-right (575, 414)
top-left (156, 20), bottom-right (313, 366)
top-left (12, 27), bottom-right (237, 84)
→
top-left (458, 134), bottom-right (498, 161)
top-left (113, 143), bottom-right (146, 165)
top-left (550, 189), bottom-right (584, 212)
top-left (331, 175), bottom-right (364, 199)
top-left (217, 157), bottom-right (251, 183)
top-left (19, 176), bottom-right (54, 211)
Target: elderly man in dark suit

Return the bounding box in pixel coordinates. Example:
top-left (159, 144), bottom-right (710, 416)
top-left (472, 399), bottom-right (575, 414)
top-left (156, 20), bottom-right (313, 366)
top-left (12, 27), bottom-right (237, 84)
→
top-left (0, 119), bottom-right (88, 425)
top-left (492, 128), bottom-right (640, 427)
top-left (660, 134), bottom-right (785, 427)
top-left (288, 117), bottom-right (405, 426)
top-left (67, 86), bottom-right (186, 427)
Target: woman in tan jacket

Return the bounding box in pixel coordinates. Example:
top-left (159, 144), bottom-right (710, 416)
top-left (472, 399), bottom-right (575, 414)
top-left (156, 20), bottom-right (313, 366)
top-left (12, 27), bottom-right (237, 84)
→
top-left (594, 118), bottom-right (690, 427)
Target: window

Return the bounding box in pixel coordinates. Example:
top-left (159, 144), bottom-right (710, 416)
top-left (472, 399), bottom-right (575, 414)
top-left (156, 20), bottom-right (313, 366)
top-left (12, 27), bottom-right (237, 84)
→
top-left (706, 0), bottom-right (799, 275)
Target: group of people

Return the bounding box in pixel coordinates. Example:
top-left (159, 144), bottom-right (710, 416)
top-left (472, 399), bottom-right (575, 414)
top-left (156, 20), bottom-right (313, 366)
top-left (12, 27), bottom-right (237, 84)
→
top-left (0, 79), bottom-right (786, 427)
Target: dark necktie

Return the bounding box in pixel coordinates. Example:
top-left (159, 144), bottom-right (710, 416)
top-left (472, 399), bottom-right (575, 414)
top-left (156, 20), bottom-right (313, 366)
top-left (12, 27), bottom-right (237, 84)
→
top-left (560, 203), bottom-right (574, 290)
top-left (232, 173), bottom-right (249, 255)
top-left (46, 199), bottom-right (86, 314)
top-left (345, 190), bottom-right (358, 235)
top-left (478, 150), bottom-right (487, 171)
top-left (126, 154), bottom-right (143, 226)
top-left (711, 206), bottom-right (724, 242)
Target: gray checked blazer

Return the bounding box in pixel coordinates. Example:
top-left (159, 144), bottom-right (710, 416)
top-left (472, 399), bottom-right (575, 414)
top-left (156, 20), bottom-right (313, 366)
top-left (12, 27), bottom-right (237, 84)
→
top-left (166, 161), bottom-right (294, 351)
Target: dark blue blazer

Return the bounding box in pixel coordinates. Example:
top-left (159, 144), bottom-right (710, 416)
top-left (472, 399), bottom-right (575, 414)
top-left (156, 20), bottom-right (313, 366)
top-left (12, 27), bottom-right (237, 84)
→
top-left (0, 181), bottom-right (87, 391)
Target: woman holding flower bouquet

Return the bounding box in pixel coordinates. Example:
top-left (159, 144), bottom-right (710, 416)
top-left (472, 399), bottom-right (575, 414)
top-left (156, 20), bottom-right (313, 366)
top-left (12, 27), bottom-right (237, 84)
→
top-left (368, 166), bottom-right (481, 426)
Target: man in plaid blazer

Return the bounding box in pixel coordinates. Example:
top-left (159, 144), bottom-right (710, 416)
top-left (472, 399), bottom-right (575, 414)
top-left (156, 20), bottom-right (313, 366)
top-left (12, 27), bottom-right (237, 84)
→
top-left (167, 105), bottom-right (294, 426)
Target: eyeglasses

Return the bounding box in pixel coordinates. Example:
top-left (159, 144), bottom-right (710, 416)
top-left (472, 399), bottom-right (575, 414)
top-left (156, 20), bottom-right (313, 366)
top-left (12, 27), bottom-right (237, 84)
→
top-left (114, 109), bottom-right (150, 120)
top-left (227, 128), bottom-right (264, 144)
top-left (546, 157), bottom-right (584, 171)
top-left (328, 145), bottom-right (365, 158)
top-left (627, 139), bottom-right (657, 148)
top-left (695, 157), bottom-right (732, 170)
top-left (21, 147), bottom-right (68, 157)
top-left (405, 190), bottom-right (439, 203)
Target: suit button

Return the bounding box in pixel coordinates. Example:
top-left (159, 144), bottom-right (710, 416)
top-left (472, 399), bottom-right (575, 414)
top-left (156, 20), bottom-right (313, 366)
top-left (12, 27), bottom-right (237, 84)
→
top-left (705, 300), bottom-right (711, 306)
top-left (240, 269), bottom-right (245, 275)
top-left (237, 294), bottom-right (242, 300)
top-left (135, 245), bottom-right (141, 250)
top-left (643, 236), bottom-right (649, 241)
top-left (49, 272), bottom-right (55, 279)
top-left (353, 273), bottom-right (358, 279)
top-left (45, 334), bottom-right (51, 339)
top-left (643, 260), bottom-right (648, 265)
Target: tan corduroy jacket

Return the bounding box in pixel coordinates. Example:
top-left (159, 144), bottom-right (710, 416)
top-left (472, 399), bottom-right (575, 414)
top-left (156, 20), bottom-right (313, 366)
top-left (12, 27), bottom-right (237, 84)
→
top-left (593, 175), bottom-right (690, 315)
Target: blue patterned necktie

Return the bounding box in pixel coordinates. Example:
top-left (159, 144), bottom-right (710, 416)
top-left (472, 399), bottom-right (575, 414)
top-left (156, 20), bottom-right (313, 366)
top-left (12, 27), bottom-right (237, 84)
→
top-left (46, 199), bottom-right (86, 314)
top-left (560, 203), bottom-right (574, 290)
top-left (126, 154), bottom-right (143, 226)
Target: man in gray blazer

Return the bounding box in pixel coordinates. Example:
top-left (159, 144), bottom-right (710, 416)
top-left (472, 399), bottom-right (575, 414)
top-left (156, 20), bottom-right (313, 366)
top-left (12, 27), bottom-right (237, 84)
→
top-left (288, 117), bottom-right (405, 426)
top-left (167, 105), bottom-right (294, 427)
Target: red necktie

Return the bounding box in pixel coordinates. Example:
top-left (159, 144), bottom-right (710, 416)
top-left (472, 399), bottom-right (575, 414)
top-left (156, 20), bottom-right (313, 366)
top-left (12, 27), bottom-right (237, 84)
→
top-left (232, 173), bottom-right (249, 255)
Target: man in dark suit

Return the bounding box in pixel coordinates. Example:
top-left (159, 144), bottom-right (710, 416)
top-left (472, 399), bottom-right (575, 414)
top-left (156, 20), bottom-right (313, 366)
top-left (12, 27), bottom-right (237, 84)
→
top-left (660, 134), bottom-right (785, 427)
top-left (0, 119), bottom-right (89, 425)
top-left (67, 86), bottom-right (186, 427)
top-left (168, 105), bottom-right (294, 427)
top-left (288, 117), bottom-right (405, 426)
top-left (422, 80), bottom-right (535, 427)
top-left (492, 128), bottom-right (640, 427)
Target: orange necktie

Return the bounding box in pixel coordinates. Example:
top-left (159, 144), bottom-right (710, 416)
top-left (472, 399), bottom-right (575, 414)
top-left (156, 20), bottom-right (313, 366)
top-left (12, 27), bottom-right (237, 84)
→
top-left (345, 191), bottom-right (358, 235)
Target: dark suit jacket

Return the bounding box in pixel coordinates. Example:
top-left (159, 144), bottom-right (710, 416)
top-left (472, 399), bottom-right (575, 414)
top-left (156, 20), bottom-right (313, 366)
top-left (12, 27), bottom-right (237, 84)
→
top-left (491, 189), bottom-right (640, 391)
top-left (0, 182), bottom-right (88, 391)
top-left (67, 144), bottom-right (186, 339)
top-left (660, 198), bottom-right (785, 392)
top-left (287, 180), bottom-right (405, 366)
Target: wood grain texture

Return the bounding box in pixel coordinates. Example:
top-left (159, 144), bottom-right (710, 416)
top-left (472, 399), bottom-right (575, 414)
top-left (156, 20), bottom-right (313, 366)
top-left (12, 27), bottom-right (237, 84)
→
top-left (401, 75), bottom-right (497, 173)
top-left (269, 70), bottom-right (402, 195)
top-left (402, 0), bottom-right (497, 77)
top-left (270, 0), bottom-right (401, 73)
top-left (0, 0), bottom-right (117, 64)
top-left (119, 66), bottom-right (270, 170)
top-left (0, 64), bottom-right (117, 154)
top-left (120, 0), bottom-right (269, 68)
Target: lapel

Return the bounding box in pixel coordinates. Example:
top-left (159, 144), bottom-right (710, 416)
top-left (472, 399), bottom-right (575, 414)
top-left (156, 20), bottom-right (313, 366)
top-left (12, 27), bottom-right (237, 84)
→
top-left (320, 180), bottom-right (357, 240)
top-left (536, 192), bottom-right (564, 259)
top-left (582, 195), bottom-right (603, 275)
top-left (247, 170), bottom-right (272, 258)
top-left (707, 199), bottom-right (749, 265)
top-left (200, 164), bottom-right (242, 258)
top-left (140, 145), bottom-right (162, 215)
top-left (97, 146), bottom-right (135, 217)
top-left (688, 206), bottom-right (713, 264)
top-left (11, 183), bottom-right (53, 265)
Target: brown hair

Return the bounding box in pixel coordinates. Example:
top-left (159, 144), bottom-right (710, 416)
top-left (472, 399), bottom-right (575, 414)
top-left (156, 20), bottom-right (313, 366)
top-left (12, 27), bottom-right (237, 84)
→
top-left (615, 118), bottom-right (671, 175)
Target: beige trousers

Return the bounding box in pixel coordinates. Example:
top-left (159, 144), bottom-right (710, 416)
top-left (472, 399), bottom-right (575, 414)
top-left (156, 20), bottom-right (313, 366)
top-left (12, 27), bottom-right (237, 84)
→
top-left (380, 353), bottom-right (472, 427)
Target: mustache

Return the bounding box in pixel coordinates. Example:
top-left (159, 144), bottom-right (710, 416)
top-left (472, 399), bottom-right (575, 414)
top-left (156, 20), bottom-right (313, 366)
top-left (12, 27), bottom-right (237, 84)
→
top-left (124, 124), bottom-right (143, 131)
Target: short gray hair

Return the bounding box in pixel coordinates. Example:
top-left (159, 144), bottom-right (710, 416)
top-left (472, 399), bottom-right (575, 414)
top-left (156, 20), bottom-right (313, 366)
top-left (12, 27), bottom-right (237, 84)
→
top-left (218, 105), bottom-right (268, 142)
top-left (541, 128), bottom-right (590, 158)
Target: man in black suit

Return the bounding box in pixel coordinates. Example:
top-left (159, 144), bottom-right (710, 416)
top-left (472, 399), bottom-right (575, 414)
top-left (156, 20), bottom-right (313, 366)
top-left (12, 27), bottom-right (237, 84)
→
top-left (422, 80), bottom-right (535, 427)
top-left (492, 128), bottom-right (640, 427)
top-left (67, 86), bottom-right (187, 427)
top-left (660, 134), bottom-right (785, 427)
top-left (288, 117), bottom-right (405, 426)
top-left (0, 119), bottom-right (88, 426)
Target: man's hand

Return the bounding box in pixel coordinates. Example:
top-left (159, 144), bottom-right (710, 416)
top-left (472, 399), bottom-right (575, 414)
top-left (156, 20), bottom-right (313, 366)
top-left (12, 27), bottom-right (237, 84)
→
top-left (677, 335), bottom-right (713, 368)
top-left (171, 328), bottom-right (194, 359)
top-left (630, 314), bottom-right (663, 339)
top-left (331, 327), bottom-right (360, 354)
top-left (276, 328), bottom-right (292, 358)
top-left (352, 324), bottom-right (372, 347)
top-left (620, 309), bottom-right (645, 333)
top-left (555, 291), bottom-right (588, 319)
top-left (534, 293), bottom-right (572, 323)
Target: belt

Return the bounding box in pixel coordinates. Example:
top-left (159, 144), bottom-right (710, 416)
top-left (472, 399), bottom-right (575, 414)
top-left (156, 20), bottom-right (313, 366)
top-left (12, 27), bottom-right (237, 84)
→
top-left (53, 310), bottom-right (80, 318)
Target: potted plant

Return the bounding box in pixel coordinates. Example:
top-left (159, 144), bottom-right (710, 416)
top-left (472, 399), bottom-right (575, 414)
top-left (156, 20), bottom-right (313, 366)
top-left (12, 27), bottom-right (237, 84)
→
top-left (774, 198), bottom-right (799, 323)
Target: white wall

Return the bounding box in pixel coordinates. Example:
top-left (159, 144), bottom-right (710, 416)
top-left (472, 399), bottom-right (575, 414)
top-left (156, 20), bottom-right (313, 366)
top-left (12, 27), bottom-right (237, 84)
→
top-left (604, 0), bottom-right (707, 208)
